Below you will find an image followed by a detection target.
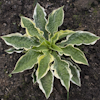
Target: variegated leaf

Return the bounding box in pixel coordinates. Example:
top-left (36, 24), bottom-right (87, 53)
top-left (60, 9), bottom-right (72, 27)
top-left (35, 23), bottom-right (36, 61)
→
top-left (66, 60), bottom-right (81, 86)
top-left (33, 3), bottom-right (48, 39)
top-left (70, 64), bottom-right (81, 86)
top-left (37, 70), bottom-right (54, 99)
top-left (51, 30), bottom-right (74, 44)
top-left (36, 53), bottom-right (54, 79)
top-left (52, 52), bottom-right (72, 91)
top-left (64, 57), bottom-right (81, 72)
top-left (66, 31), bottom-right (100, 45)
top-left (12, 49), bottom-right (41, 73)
top-left (21, 16), bottom-right (44, 40)
top-left (5, 48), bottom-right (23, 54)
top-left (1, 33), bottom-right (36, 49)
top-left (46, 7), bottom-right (64, 37)
top-left (30, 36), bottom-right (40, 46)
top-left (62, 45), bottom-right (88, 65)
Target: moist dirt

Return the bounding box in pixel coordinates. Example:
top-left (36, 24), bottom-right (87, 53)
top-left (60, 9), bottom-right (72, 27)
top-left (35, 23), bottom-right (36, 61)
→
top-left (0, 0), bottom-right (100, 100)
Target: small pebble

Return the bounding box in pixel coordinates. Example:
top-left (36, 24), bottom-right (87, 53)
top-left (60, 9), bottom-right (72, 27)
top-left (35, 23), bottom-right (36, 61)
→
top-left (10, 56), bottom-right (12, 58)
top-left (2, 33), bottom-right (5, 35)
top-left (11, 82), bottom-right (13, 84)
top-left (5, 66), bottom-right (7, 68)
top-left (13, 5), bottom-right (17, 9)
top-left (3, 80), bottom-right (5, 82)
top-left (90, 15), bottom-right (92, 17)
top-left (84, 75), bottom-right (89, 80)
top-left (89, 8), bottom-right (94, 13)
top-left (25, 77), bottom-right (28, 82)
top-left (29, 95), bottom-right (31, 97)
top-left (3, 23), bottom-right (7, 26)
top-left (2, 54), bottom-right (5, 57)
top-left (6, 71), bottom-right (8, 74)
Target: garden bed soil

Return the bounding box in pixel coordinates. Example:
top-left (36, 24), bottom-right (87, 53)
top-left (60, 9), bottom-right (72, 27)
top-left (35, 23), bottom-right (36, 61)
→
top-left (0, 0), bottom-right (100, 100)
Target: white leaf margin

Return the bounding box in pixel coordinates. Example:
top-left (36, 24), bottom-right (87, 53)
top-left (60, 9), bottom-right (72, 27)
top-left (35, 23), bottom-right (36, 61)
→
top-left (37, 70), bottom-right (54, 99)
top-left (33, 3), bottom-right (47, 23)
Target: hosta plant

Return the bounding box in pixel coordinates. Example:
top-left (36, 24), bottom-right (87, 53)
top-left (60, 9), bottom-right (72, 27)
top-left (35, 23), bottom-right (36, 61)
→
top-left (1, 3), bottom-right (100, 99)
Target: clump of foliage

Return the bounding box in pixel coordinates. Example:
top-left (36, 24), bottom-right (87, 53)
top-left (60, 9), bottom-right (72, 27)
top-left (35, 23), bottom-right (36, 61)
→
top-left (1, 3), bottom-right (100, 99)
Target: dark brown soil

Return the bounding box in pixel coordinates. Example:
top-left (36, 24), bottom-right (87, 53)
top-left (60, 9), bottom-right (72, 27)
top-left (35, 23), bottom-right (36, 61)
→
top-left (0, 0), bottom-right (100, 100)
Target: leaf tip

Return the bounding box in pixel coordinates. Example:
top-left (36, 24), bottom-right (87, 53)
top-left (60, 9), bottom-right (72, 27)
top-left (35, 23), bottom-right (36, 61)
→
top-left (11, 67), bottom-right (19, 74)
top-left (1, 36), bottom-right (5, 39)
top-left (61, 5), bottom-right (64, 9)
top-left (11, 71), bottom-right (15, 74)
top-left (20, 16), bottom-right (25, 28)
top-left (1, 36), bottom-right (8, 42)
top-left (20, 16), bottom-right (25, 22)
top-left (45, 95), bottom-right (50, 99)
top-left (98, 36), bottom-right (100, 40)
top-left (36, 2), bottom-right (40, 6)
top-left (85, 61), bottom-right (89, 66)
top-left (82, 60), bottom-right (89, 66)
